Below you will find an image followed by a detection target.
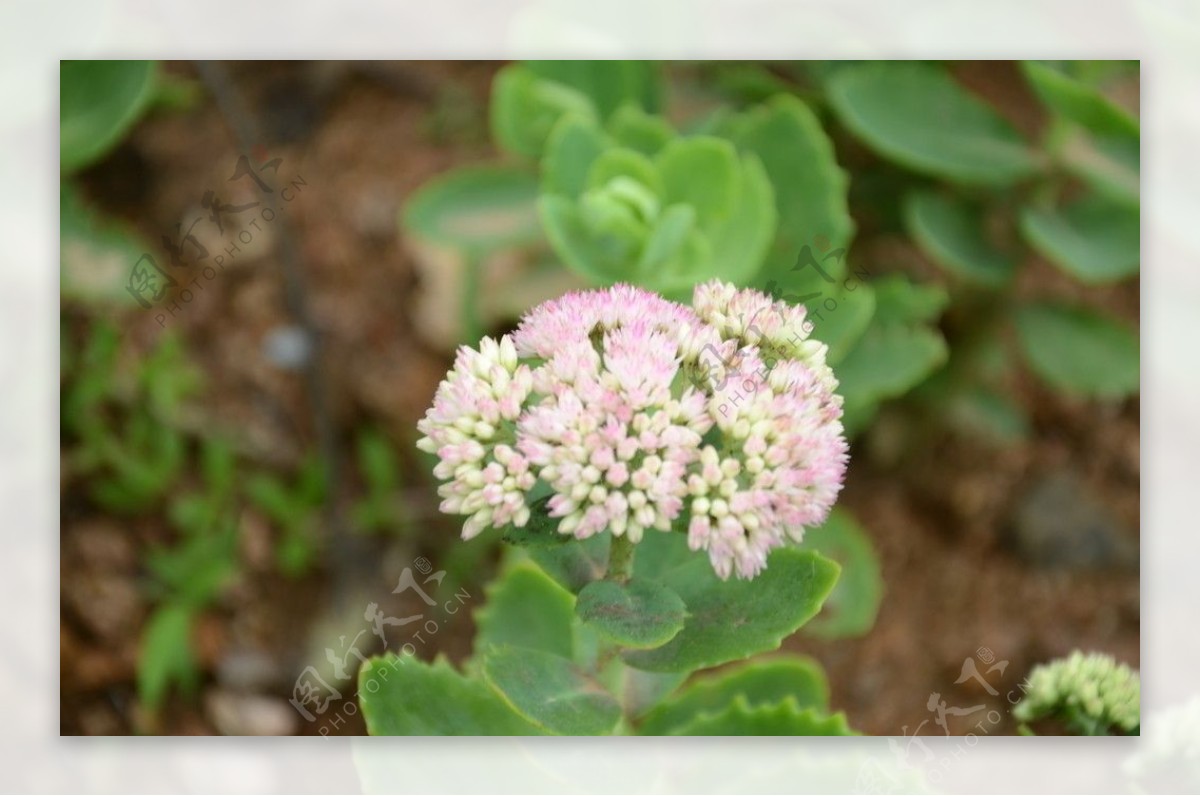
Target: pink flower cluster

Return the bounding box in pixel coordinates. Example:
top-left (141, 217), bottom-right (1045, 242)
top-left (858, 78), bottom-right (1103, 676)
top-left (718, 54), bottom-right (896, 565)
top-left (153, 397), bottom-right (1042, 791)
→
top-left (417, 281), bottom-right (848, 579)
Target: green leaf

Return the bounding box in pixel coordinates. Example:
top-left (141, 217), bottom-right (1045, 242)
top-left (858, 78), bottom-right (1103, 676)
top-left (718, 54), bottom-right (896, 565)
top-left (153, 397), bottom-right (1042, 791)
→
top-left (490, 64), bottom-right (597, 159)
top-left (539, 194), bottom-right (621, 284)
top-left (541, 125), bottom-right (775, 294)
top-left (474, 561), bottom-right (576, 659)
top-left (526, 60), bottom-right (662, 118)
top-left (244, 473), bottom-right (295, 525)
top-left (1060, 129), bottom-right (1139, 208)
top-left (359, 655), bottom-right (545, 735)
top-left (827, 63), bottom-right (1040, 185)
top-left (870, 274), bottom-right (949, 326)
top-left (632, 527), bottom-right (697, 577)
top-left (402, 164), bottom-right (542, 254)
top-left (800, 509), bottom-right (883, 639)
top-left (1021, 61), bottom-right (1139, 139)
top-left (639, 656), bottom-right (830, 735)
top-left (145, 521), bottom-right (238, 606)
top-left (729, 96), bottom-right (855, 290)
top-left (61, 60), bottom-right (157, 174)
top-left (1019, 195), bottom-right (1139, 284)
top-left (602, 663), bottom-right (687, 719)
top-left (527, 532), bottom-right (611, 594)
top-left (483, 646), bottom-right (622, 735)
top-left (904, 191), bottom-right (1017, 286)
top-left (697, 154), bottom-right (776, 291)
top-left (836, 322), bottom-right (948, 408)
top-left (942, 385), bottom-right (1031, 443)
top-left (655, 137), bottom-right (738, 225)
top-left (668, 697), bottom-right (857, 735)
top-left (576, 577), bottom-right (686, 649)
top-left (622, 548), bottom-right (840, 674)
top-left (713, 63), bottom-right (798, 105)
top-left (807, 282), bottom-right (876, 365)
top-left (137, 603), bottom-right (197, 712)
top-left (542, 115), bottom-right (610, 197)
top-left (636, 204), bottom-right (697, 274)
top-left (607, 104), bottom-right (675, 155)
top-left (1015, 302), bottom-right (1139, 398)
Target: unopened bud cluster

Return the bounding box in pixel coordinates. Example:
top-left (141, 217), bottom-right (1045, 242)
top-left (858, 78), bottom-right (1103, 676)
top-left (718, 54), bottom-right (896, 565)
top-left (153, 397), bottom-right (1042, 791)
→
top-left (1014, 651), bottom-right (1140, 735)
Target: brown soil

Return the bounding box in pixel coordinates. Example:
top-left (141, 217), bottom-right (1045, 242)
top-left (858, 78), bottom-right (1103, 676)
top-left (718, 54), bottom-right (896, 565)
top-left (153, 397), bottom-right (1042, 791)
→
top-left (59, 60), bottom-right (1139, 736)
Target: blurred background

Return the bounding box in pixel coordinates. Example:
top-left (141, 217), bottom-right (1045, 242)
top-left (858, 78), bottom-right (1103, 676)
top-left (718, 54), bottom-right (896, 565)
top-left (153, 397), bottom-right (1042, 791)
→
top-left (59, 60), bottom-right (1139, 736)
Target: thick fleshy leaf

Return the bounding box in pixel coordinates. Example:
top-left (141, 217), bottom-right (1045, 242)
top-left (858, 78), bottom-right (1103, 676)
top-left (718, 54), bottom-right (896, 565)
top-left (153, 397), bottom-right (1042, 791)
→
top-left (655, 137), bottom-right (738, 225)
top-left (806, 282), bottom-right (876, 365)
top-left (474, 561), bottom-right (576, 659)
top-left (540, 118), bottom-right (774, 293)
top-left (827, 63), bottom-right (1040, 185)
top-left (359, 655), bottom-right (544, 735)
top-left (1015, 302), bottom-right (1139, 398)
top-left (697, 155), bottom-right (776, 288)
top-left (904, 191), bottom-right (1016, 286)
top-left (639, 656), bottom-right (830, 735)
top-left (600, 662), bottom-right (687, 719)
top-left (483, 646), bottom-right (622, 735)
top-left (1020, 61), bottom-right (1138, 139)
top-left (728, 96), bottom-right (854, 290)
top-left (622, 549), bottom-right (840, 674)
top-left (403, 164), bottom-right (542, 253)
top-left (800, 509), bottom-right (883, 639)
top-left (1060, 129), bottom-right (1139, 208)
top-left (608, 104), bottom-right (675, 156)
top-left (632, 528), bottom-right (696, 578)
top-left (636, 204), bottom-right (697, 275)
top-left (836, 322), bottom-right (948, 409)
top-left (1019, 196), bottom-right (1139, 284)
top-left (528, 533), bottom-right (611, 594)
top-left (587, 148), bottom-right (662, 198)
top-left (526, 60), bottom-right (662, 119)
top-left (61, 60), bottom-right (157, 174)
top-left (667, 696), bottom-right (857, 736)
top-left (539, 194), bottom-right (620, 284)
top-left (490, 65), bottom-right (597, 159)
top-left (576, 577), bottom-right (686, 649)
top-left (542, 116), bottom-right (609, 197)
top-left (870, 274), bottom-right (949, 327)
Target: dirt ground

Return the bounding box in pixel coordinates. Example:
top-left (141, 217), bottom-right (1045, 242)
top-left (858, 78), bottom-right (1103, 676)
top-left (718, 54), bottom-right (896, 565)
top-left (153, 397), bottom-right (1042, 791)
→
top-left (59, 61), bottom-right (1139, 736)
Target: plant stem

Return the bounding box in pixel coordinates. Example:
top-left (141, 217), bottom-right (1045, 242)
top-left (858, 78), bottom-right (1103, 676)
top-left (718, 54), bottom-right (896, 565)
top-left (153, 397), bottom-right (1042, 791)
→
top-left (607, 534), bottom-right (635, 581)
top-left (462, 249), bottom-right (483, 344)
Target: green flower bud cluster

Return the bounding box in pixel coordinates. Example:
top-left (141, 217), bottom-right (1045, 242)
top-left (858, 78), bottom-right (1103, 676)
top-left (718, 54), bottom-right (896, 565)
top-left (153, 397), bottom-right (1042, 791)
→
top-left (1014, 651), bottom-right (1140, 735)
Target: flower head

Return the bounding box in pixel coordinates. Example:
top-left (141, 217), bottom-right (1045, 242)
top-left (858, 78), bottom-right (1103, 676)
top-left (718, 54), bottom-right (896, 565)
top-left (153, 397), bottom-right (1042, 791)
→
top-left (1013, 651), bottom-right (1140, 735)
top-left (417, 281), bottom-right (848, 579)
